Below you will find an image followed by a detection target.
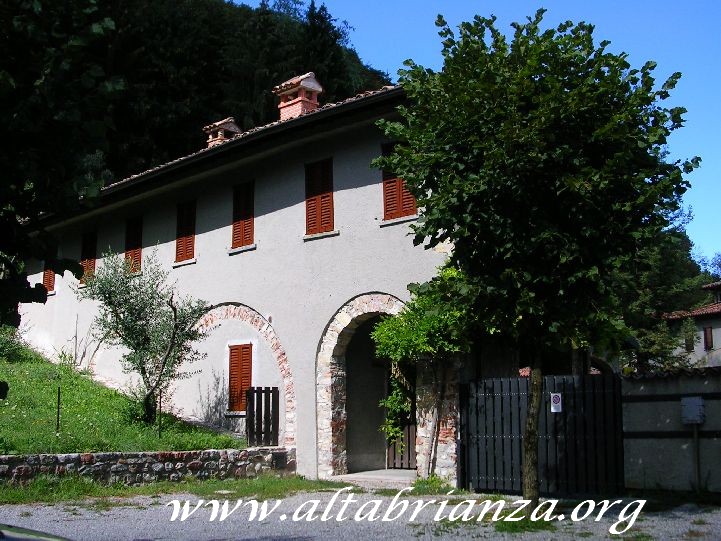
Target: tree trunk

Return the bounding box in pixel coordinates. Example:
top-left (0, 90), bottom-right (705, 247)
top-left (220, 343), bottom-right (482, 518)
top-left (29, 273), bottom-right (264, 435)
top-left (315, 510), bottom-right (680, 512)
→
top-left (142, 392), bottom-right (157, 424)
top-left (523, 359), bottom-right (542, 507)
top-left (429, 362), bottom-right (447, 477)
top-left (571, 347), bottom-right (587, 376)
top-left (423, 362), bottom-right (440, 478)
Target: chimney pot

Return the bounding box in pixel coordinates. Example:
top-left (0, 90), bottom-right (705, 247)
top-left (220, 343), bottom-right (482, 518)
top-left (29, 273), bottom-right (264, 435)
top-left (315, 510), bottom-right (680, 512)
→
top-left (202, 117), bottom-right (241, 148)
top-left (272, 72), bottom-right (323, 121)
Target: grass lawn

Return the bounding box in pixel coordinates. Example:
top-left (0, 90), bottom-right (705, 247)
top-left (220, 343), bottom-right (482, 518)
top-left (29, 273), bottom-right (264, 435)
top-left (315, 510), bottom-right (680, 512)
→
top-left (0, 474), bottom-right (348, 504)
top-left (0, 349), bottom-right (241, 454)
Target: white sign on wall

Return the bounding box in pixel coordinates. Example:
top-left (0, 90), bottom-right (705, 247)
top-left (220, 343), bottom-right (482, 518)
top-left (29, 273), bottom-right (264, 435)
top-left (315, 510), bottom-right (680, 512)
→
top-left (550, 392), bottom-right (562, 413)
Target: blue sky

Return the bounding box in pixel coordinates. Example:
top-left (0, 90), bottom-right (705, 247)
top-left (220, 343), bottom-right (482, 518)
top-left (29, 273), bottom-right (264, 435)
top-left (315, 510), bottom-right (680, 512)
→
top-left (247, 1), bottom-right (720, 260)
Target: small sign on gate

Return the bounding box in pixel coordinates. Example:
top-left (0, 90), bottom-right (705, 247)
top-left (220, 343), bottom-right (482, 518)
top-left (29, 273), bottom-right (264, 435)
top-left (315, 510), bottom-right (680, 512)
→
top-left (550, 392), bottom-right (562, 413)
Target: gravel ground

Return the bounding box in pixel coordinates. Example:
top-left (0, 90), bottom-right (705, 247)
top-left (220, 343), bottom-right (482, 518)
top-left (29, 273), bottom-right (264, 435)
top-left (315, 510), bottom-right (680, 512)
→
top-left (1, 490), bottom-right (720, 540)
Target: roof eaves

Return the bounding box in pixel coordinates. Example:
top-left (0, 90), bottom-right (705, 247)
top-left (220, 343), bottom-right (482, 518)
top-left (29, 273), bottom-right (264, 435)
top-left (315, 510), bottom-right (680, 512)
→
top-left (102, 85), bottom-right (403, 197)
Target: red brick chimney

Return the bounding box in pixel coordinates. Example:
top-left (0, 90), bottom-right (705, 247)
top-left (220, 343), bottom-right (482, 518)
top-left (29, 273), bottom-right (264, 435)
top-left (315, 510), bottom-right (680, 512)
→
top-left (202, 117), bottom-right (241, 148)
top-left (272, 72), bottom-right (323, 121)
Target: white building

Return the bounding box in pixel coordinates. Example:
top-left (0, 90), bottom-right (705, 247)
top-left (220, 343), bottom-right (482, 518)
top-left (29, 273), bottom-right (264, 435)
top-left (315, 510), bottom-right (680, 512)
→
top-left (666, 281), bottom-right (721, 367)
top-left (21, 74), bottom-right (451, 479)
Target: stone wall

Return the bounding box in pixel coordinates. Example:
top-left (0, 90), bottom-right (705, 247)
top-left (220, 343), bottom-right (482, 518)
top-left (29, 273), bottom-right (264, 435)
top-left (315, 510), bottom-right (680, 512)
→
top-left (415, 362), bottom-right (460, 486)
top-left (0, 448), bottom-right (295, 485)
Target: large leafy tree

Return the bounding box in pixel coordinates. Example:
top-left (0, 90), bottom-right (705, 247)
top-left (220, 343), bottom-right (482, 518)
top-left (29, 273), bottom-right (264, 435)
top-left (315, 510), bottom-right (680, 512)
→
top-left (376, 10), bottom-right (698, 502)
top-left (0, 0), bottom-right (118, 327)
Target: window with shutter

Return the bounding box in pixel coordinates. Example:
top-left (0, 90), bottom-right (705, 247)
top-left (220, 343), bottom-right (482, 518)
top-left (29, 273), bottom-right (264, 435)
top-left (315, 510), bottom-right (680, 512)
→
top-left (305, 159), bottom-right (333, 235)
top-left (125, 217), bottom-right (143, 273)
top-left (381, 143), bottom-right (416, 220)
top-left (79, 231), bottom-right (97, 284)
top-left (704, 327), bottom-right (713, 351)
top-left (176, 201), bottom-right (196, 262)
top-left (42, 266), bottom-right (55, 293)
top-left (232, 182), bottom-right (254, 248)
top-left (228, 343), bottom-right (252, 411)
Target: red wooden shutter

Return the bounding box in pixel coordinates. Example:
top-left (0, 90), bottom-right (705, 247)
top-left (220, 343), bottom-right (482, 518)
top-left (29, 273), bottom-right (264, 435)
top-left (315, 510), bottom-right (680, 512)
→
top-left (79, 231), bottom-right (96, 284)
top-left (228, 344), bottom-right (252, 411)
top-left (42, 267), bottom-right (55, 293)
top-left (124, 217), bottom-right (143, 272)
top-left (381, 143), bottom-right (416, 220)
top-left (400, 180), bottom-right (417, 216)
top-left (704, 327), bottom-right (713, 351)
top-left (232, 182), bottom-right (254, 248)
top-left (383, 178), bottom-right (400, 220)
top-left (176, 201), bottom-right (196, 262)
top-left (305, 159), bottom-right (333, 234)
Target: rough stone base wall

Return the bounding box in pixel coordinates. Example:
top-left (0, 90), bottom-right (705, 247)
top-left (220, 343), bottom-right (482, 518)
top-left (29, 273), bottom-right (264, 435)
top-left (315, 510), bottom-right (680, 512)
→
top-left (415, 362), bottom-right (459, 486)
top-left (0, 448), bottom-right (295, 485)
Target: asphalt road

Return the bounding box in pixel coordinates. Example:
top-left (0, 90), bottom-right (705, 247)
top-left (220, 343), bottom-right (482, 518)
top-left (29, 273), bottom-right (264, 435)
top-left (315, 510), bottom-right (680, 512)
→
top-left (1, 490), bottom-right (719, 540)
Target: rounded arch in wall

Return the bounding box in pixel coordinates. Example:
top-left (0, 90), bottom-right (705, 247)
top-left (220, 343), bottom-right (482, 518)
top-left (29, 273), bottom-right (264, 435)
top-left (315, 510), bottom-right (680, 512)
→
top-left (198, 302), bottom-right (296, 448)
top-left (315, 292), bottom-right (405, 478)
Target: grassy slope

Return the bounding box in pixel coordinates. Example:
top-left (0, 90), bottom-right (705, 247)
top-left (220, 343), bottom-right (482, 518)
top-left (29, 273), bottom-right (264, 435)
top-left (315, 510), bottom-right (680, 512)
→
top-left (0, 354), bottom-right (240, 454)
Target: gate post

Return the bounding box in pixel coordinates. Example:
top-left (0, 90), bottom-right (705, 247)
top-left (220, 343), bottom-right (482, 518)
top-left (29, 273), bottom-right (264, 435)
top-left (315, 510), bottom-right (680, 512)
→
top-left (415, 361), bottom-right (461, 486)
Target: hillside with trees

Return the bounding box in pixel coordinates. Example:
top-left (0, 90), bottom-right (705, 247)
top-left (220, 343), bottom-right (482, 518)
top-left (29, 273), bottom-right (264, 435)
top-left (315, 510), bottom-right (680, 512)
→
top-left (0, 0), bottom-right (388, 326)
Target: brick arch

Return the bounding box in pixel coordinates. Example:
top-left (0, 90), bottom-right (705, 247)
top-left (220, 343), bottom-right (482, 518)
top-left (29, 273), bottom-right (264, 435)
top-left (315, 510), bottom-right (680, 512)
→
top-left (198, 303), bottom-right (296, 448)
top-left (315, 292), bottom-right (405, 478)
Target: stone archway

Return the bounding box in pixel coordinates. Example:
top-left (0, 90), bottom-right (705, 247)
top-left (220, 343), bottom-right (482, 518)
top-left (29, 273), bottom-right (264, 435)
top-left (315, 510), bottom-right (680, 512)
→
top-left (198, 303), bottom-right (296, 448)
top-left (315, 293), bottom-right (405, 478)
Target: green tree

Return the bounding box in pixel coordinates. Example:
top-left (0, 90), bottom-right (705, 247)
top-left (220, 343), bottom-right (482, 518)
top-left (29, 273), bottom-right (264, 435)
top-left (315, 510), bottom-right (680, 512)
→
top-left (77, 252), bottom-right (209, 423)
top-left (301, 1), bottom-right (353, 101)
top-left (375, 10), bottom-right (698, 503)
top-left (617, 228), bottom-right (713, 371)
top-left (0, 0), bottom-right (119, 326)
top-left (372, 266), bottom-right (473, 476)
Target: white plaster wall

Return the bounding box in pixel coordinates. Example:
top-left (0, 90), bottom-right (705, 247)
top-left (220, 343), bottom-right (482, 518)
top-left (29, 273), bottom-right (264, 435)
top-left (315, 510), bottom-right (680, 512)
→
top-left (689, 318), bottom-right (721, 367)
top-left (20, 122), bottom-right (447, 478)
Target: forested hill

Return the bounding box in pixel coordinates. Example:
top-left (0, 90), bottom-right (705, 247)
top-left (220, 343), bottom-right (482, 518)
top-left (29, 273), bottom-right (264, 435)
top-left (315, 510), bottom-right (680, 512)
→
top-left (98, 0), bottom-right (390, 179)
top-left (2, 0), bottom-right (389, 187)
top-left (1, 0), bottom-right (389, 324)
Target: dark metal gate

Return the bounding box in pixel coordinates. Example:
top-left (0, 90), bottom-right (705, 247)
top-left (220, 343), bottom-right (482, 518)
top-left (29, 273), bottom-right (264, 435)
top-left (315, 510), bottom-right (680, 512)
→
top-left (460, 375), bottom-right (623, 497)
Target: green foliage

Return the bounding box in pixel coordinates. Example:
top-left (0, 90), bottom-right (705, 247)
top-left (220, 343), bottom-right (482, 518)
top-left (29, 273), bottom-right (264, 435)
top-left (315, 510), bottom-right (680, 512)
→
top-left (372, 266), bottom-right (473, 363)
top-left (375, 10), bottom-right (698, 361)
top-left (0, 326), bottom-right (44, 364)
top-left (77, 251), bottom-right (209, 423)
top-left (615, 229), bottom-right (713, 370)
top-left (411, 473), bottom-right (452, 495)
top-left (0, 0), bottom-right (116, 326)
top-left (0, 353), bottom-right (238, 455)
top-left (378, 370), bottom-right (412, 445)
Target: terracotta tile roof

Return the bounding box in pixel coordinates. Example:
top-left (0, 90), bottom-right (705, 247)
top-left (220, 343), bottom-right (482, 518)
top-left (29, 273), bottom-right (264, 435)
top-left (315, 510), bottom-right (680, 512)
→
top-left (104, 85), bottom-right (401, 192)
top-left (664, 302), bottom-right (721, 320)
top-left (702, 281), bottom-right (721, 290)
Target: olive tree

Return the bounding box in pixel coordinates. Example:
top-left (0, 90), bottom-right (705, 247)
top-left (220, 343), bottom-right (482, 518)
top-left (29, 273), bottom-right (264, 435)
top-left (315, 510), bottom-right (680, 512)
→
top-left (77, 251), bottom-right (209, 423)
